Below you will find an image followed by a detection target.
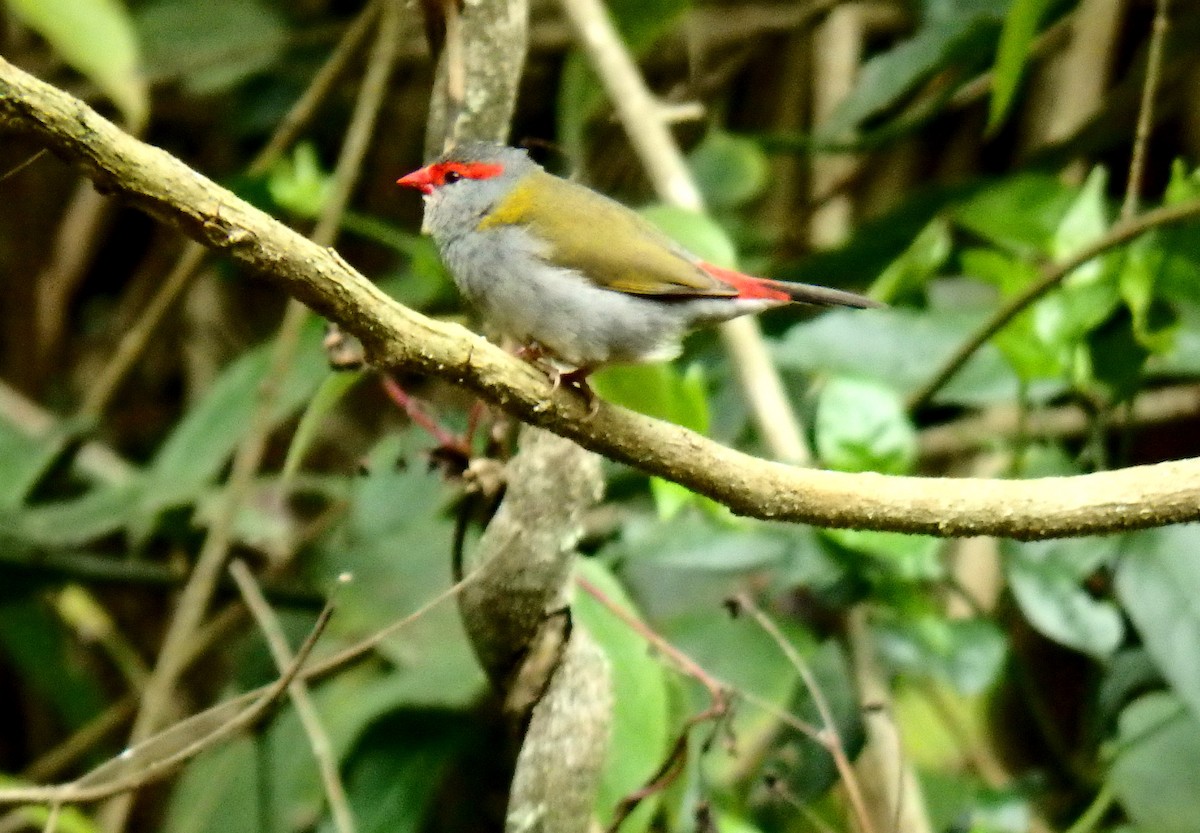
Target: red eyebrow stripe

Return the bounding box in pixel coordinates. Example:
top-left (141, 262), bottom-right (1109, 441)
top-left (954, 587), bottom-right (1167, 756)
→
top-left (429, 161), bottom-right (505, 185)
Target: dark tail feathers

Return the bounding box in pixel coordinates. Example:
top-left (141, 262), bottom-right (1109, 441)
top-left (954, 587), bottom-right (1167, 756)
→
top-left (770, 278), bottom-right (883, 309)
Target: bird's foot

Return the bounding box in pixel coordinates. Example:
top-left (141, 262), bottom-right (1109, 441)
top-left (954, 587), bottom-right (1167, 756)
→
top-left (548, 366), bottom-right (599, 418)
top-left (513, 343), bottom-right (599, 417)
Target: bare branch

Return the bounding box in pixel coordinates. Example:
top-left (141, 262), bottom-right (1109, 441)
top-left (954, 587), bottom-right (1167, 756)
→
top-left (230, 561), bottom-right (356, 833)
top-left (7, 58), bottom-right (1200, 538)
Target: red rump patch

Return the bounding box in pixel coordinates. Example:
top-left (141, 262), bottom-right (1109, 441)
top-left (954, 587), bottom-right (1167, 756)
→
top-left (699, 261), bottom-right (791, 302)
top-left (397, 161), bottom-right (504, 194)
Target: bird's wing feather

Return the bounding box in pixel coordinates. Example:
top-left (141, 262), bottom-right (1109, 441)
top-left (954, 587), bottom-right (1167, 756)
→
top-left (478, 171), bottom-right (736, 297)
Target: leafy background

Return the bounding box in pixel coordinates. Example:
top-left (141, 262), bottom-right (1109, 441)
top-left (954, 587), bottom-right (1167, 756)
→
top-left (3, 0), bottom-right (1200, 832)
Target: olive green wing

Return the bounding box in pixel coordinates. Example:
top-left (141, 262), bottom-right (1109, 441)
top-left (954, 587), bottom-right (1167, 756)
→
top-left (479, 170), bottom-right (736, 297)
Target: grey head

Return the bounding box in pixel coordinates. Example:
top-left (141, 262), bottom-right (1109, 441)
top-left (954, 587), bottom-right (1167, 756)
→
top-left (400, 142), bottom-right (542, 243)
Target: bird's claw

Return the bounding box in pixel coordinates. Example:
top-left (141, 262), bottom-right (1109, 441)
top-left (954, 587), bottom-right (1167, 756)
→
top-left (547, 367), bottom-right (599, 418)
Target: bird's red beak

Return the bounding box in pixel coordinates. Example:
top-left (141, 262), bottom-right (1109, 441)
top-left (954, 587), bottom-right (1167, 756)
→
top-left (397, 166), bottom-right (435, 195)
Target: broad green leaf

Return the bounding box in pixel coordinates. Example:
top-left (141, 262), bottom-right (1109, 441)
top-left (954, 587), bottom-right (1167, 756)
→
top-left (874, 615), bottom-right (1006, 695)
top-left (961, 247), bottom-right (1062, 380)
top-left (283, 369), bottom-right (365, 482)
top-left (1110, 692), bottom-right (1200, 833)
top-left (1004, 537), bottom-right (1123, 659)
top-left (148, 318), bottom-right (327, 499)
top-left (1097, 649), bottom-right (1162, 727)
top-left (987, 0), bottom-right (1052, 132)
top-left (1119, 235), bottom-right (1179, 355)
top-left (1115, 526), bottom-right (1200, 723)
top-left (136, 0), bottom-right (287, 94)
top-left (1165, 158), bottom-right (1200, 205)
top-left (815, 377), bottom-right (917, 474)
top-left (575, 558), bottom-right (672, 833)
top-left (871, 220), bottom-right (952, 302)
top-left (0, 598), bottom-right (106, 728)
top-left (774, 307), bottom-right (1062, 407)
top-left (9, 0), bottom-right (147, 128)
top-left (0, 417), bottom-right (68, 508)
top-left (268, 142), bottom-right (333, 219)
top-left (591, 362), bottom-right (708, 432)
top-left (820, 5), bottom-right (1004, 140)
top-left (1084, 306), bottom-right (1151, 401)
top-left (639, 205), bottom-right (738, 268)
top-left (821, 528), bottom-right (943, 581)
top-left (954, 174), bottom-right (1077, 254)
top-left (1052, 167), bottom-right (1111, 276)
top-left (310, 432), bottom-right (485, 706)
top-left (322, 711), bottom-right (469, 833)
top-left (163, 736), bottom-right (257, 833)
top-left (270, 665), bottom-right (465, 831)
top-left (688, 130), bottom-right (770, 210)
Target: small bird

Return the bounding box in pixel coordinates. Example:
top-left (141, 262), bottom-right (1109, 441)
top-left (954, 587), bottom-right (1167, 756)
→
top-left (398, 142), bottom-right (879, 403)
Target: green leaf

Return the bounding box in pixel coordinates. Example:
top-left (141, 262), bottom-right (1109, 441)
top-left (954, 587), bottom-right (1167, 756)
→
top-left (821, 528), bottom-right (944, 582)
top-left (268, 142), bottom-right (333, 219)
top-left (136, 0), bottom-right (287, 94)
top-left (638, 205), bottom-right (738, 268)
top-left (1110, 692), bottom-right (1200, 833)
top-left (575, 559), bottom-right (672, 833)
top-left (688, 130), bottom-right (770, 210)
top-left (283, 370), bottom-right (365, 482)
top-left (163, 736), bottom-right (258, 833)
top-left (815, 377), bottom-right (917, 475)
top-left (871, 220), bottom-right (953, 302)
top-left (0, 598), bottom-right (106, 728)
top-left (1004, 537), bottom-right (1123, 659)
top-left (9, 0), bottom-right (147, 128)
top-left (1119, 235), bottom-right (1179, 355)
top-left (309, 433), bottom-right (485, 706)
top-left (0, 417), bottom-right (67, 508)
top-left (148, 318), bottom-right (328, 502)
top-left (954, 174), bottom-right (1078, 254)
top-left (961, 247), bottom-right (1062, 380)
top-left (325, 711), bottom-right (469, 833)
top-left (775, 307), bottom-right (1062, 407)
top-left (1115, 526), bottom-right (1200, 723)
top-left (591, 362), bottom-right (708, 432)
top-left (592, 362), bottom-right (712, 518)
top-left (874, 615), bottom-right (1006, 695)
top-left (819, 4), bottom-right (1004, 140)
top-left (1053, 167), bottom-right (1112, 273)
top-left (987, 0), bottom-right (1052, 132)
top-left (623, 514), bottom-right (790, 573)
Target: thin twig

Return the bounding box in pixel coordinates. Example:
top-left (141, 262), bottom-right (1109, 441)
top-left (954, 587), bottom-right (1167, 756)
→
top-left (102, 13), bottom-right (402, 827)
top-left (0, 606), bottom-right (331, 806)
top-left (557, 0), bottom-right (812, 465)
top-left (576, 575), bottom-right (727, 708)
top-left (908, 196), bottom-right (1200, 412)
top-left (39, 803), bottom-right (60, 833)
top-left (1122, 0), bottom-right (1169, 221)
top-left (733, 592), bottom-right (877, 833)
top-left (229, 560), bottom-right (356, 833)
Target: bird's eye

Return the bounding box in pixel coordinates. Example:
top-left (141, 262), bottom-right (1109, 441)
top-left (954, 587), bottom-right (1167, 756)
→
top-left (443, 170), bottom-right (463, 184)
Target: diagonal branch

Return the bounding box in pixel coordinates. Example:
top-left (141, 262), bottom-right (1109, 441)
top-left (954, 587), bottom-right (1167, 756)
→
top-left (906, 196), bottom-right (1200, 412)
top-left (6, 56), bottom-right (1200, 539)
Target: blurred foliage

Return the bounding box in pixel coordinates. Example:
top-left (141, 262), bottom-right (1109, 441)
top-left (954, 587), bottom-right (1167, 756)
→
top-left (4, 0), bottom-right (1200, 832)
